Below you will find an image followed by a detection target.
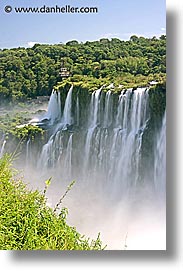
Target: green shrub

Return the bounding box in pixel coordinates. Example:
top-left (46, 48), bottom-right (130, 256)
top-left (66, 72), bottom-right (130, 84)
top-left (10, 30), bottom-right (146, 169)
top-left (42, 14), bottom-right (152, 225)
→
top-left (0, 154), bottom-right (104, 250)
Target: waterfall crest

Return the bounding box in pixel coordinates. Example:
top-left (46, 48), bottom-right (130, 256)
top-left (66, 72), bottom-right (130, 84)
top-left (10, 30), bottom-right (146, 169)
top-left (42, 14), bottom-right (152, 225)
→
top-left (45, 90), bottom-right (61, 124)
top-left (62, 85), bottom-right (73, 125)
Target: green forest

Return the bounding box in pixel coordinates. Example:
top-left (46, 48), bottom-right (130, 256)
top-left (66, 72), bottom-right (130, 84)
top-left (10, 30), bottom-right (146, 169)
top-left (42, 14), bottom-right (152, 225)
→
top-left (0, 35), bottom-right (166, 102)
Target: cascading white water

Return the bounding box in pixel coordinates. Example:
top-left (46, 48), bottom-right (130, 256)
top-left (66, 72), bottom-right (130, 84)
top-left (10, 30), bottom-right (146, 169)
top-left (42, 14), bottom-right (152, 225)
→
top-left (29, 90), bottom-right (61, 126)
top-left (76, 96), bottom-right (80, 126)
top-left (62, 85), bottom-right (73, 125)
top-left (38, 135), bottom-right (54, 169)
top-left (113, 88), bottom-right (149, 190)
top-left (154, 113), bottom-right (166, 195)
top-left (42, 89), bottom-right (61, 124)
top-left (83, 87), bottom-right (102, 174)
top-left (38, 86), bottom-right (73, 168)
top-left (64, 134), bottom-right (73, 178)
top-left (103, 90), bottom-right (112, 128)
top-left (26, 138), bottom-right (31, 165)
top-left (38, 86), bottom-right (151, 197)
top-left (0, 139), bottom-right (6, 158)
top-left (88, 87), bottom-right (102, 128)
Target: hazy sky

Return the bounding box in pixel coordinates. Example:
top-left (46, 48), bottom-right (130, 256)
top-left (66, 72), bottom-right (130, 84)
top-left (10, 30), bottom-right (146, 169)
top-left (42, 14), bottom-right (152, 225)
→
top-left (0, 0), bottom-right (166, 48)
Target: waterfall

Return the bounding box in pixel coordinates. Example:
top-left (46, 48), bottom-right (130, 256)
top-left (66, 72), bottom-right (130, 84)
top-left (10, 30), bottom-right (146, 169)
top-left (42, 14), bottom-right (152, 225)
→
top-left (76, 96), bottom-right (80, 126)
top-left (38, 135), bottom-right (54, 168)
top-left (83, 87), bottom-right (102, 173)
top-left (103, 90), bottom-right (112, 128)
top-left (29, 89), bottom-right (61, 126)
top-left (154, 113), bottom-right (166, 195)
top-left (64, 134), bottom-right (73, 178)
top-left (88, 87), bottom-right (102, 128)
top-left (42, 89), bottom-right (61, 124)
top-left (113, 88), bottom-right (149, 192)
top-left (26, 138), bottom-right (31, 165)
top-left (62, 85), bottom-right (73, 126)
top-left (0, 140), bottom-right (6, 158)
top-left (37, 86), bottom-right (159, 198)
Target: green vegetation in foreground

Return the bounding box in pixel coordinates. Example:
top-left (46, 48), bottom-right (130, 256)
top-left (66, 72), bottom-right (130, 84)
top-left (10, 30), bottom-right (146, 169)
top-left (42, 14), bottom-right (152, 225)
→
top-left (0, 155), bottom-right (104, 250)
top-left (0, 35), bottom-right (166, 102)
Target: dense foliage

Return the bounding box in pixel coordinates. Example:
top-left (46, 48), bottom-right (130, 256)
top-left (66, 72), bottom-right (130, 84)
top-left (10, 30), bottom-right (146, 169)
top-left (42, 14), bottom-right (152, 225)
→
top-left (0, 35), bottom-right (166, 102)
top-left (0, 154), bottom-right (104, 250)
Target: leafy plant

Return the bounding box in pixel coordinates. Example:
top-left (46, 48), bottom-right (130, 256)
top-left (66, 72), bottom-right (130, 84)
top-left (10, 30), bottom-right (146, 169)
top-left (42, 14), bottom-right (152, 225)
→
top-left (0, 155), bottom-right (105, 250)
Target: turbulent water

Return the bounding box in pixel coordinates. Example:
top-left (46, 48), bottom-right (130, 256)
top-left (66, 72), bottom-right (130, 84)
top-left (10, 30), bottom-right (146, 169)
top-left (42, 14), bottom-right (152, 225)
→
top-left (0, 85), bottom-right (166, 250)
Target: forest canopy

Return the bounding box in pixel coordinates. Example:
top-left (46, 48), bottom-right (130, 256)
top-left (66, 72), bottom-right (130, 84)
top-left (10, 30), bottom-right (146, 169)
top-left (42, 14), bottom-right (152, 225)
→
top-left (0, 35), bottom-right (166, 102)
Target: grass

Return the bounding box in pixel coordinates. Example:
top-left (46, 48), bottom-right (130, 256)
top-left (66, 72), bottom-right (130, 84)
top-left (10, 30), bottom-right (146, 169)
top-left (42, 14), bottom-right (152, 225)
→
top-left (0, 154), bottom-right (104, 250)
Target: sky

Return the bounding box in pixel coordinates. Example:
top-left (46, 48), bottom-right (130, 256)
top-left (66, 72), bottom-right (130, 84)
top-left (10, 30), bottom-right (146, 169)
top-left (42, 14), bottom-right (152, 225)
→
top-left (0, 0), bottom-right (166, 49)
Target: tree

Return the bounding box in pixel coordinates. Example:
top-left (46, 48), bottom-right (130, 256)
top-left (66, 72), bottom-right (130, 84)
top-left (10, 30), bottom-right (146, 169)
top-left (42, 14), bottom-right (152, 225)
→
top-left (0, 36), bottom-right (166, 102)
